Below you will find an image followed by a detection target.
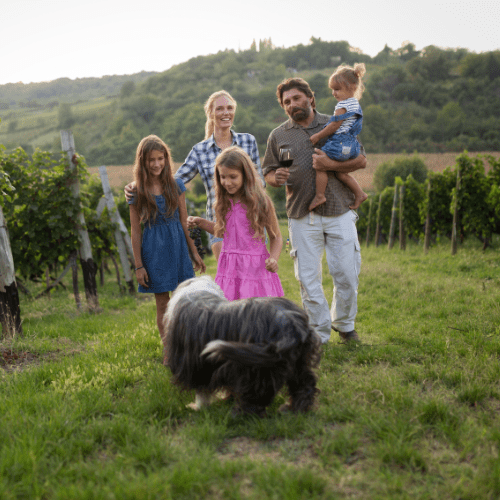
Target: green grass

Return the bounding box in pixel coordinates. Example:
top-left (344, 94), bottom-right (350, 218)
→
top-left (1, 229), bottom-right (500, 499)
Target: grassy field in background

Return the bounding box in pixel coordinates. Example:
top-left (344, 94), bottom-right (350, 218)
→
top-left (0, 98), bottom-right (115, 150)
top-left (1, 229), bottom-right (500, 499)
top-left (87, 151), bottom-right (500, 193)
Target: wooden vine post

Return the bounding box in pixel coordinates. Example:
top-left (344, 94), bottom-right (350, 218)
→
top-left (451, 163), bottom-right (462, 256)
top-left (365, 195), bottom-right (372, 247)
top-left (70, 251), bottom-right (82, 309)
top-left (98, 165), bottom-right (135, 294)
top-left (399, 183), bottom-right (406, 251)
top-left (374, 193), bottom-right (383, 247)
top-left (0, 205), bottom-right (22, 337)
top-left (388, 185), bottom-right (399, 250)
top-left (424, 176), bottom-right (432, 254)
top-left (60, 130), bottom-right (99, 310)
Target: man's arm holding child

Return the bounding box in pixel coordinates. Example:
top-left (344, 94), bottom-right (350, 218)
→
top-left (312, 149), bottom-right (366, 173)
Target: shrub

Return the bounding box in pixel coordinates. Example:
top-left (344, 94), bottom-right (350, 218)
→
top-left (373, 154), bottom-right (428, 192)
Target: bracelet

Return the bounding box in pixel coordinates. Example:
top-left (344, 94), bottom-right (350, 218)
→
top-left (135, 266), bottom-right (144, 271)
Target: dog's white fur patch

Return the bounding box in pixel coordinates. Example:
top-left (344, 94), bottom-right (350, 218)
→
top-left (165, 276), bottom-right (225, 325)
top-left (201, 340), bottom-right (227, 360)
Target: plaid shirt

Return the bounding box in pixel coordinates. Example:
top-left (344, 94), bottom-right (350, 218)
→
top-left (175, 131), bottom-right (263, 222)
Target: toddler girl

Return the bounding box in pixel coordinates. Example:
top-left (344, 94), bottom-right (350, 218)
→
top-left (309, 63), bottom-right (368, 211)
top-left (188, 146), bottom-right (283, 300)
top-left (128, 135), bottom-right (205, 363)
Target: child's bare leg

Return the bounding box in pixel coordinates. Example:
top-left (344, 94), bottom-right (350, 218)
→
top-left (154, 292), bottom-right (170, 365)
top-left (309, 171), bottom-right (328, 211)
top-left (336, 172), bottom-right (368, 209)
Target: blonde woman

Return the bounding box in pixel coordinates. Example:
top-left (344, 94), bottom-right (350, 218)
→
top-left (175, 90), bottom-right (264, 260)
top-left (125, 90), bottom-right (263, 262)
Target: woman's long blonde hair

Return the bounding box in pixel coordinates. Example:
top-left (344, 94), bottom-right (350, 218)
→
top-left (204, 90), bottom-right (237, 140)
top-left (213, 146), bottom-right (278, 240)
top-left (132, 135), bottom-right (178, 225)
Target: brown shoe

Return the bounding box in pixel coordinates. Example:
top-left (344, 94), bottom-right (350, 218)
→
top-left (332, 326), bottom-right (360, 342)
top-left (339, 330), bottom-right (359, 342)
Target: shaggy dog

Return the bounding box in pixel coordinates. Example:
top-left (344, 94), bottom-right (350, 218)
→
top-left (164, 276), bottom-right (322, 416)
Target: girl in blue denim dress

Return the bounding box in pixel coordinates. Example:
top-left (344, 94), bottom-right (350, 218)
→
top-left (129, 135), bottom-right (205, 363)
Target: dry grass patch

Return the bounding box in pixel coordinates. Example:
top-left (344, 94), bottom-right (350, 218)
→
top-left (217, 435), bottom-right (326, 471)
top-left (352, 151), bottom-right (500, 190)
top-left (90, 152), bottom-right (500, 191)
top-left (0, 347), bottom-right (40, 372)
top-left (0, 336), bottom-right (86, 372)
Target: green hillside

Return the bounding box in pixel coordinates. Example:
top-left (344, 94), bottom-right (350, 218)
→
top-left (1, 39), bottom-right (499, 166)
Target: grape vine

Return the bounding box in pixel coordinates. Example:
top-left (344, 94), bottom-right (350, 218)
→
top-left (0, 146), bottom-right (117, 281)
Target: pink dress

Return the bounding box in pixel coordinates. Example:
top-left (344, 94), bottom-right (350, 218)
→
top-left (215, 200), bottom-right (284, 301)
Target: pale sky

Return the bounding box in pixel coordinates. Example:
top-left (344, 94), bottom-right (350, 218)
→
top-left (1, 0), bottom-right (499, 85)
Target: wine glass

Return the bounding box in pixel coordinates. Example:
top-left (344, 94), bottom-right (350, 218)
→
top-left (278, 147), bottom-right (293, 186)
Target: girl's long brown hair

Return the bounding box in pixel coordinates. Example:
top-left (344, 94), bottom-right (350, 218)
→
top-left (132, 135), bottom-right (178, 225)
top-left (213, 146), bottom-right (279, 240)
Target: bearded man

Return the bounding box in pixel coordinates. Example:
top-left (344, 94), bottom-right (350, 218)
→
top-left (262, 78), bottom-right (366, 344)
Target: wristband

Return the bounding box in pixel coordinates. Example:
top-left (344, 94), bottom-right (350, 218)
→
top-left (135, 266), bottom-right (144, 271)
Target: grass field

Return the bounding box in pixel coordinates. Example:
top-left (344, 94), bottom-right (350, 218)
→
top-left (1, 228), bottom-right (500, 499)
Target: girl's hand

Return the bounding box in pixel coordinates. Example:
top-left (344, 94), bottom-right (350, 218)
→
top-left (136, 268), bottom-right (149, 287)
top-left (124, 181), bottom-right (137, 203)
top-left (312, 149), bottom-right (330, 171)
top-left (193, 253), bottom-right (206, 274)
top-left (310, 133), bottom-right (320, 145)
top-left (265, 258), bottom-right (278, 273)
top-left (187, 216), bottom-right (200, 229)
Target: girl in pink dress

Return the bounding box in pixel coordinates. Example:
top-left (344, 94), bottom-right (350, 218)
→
top-left (188, 146), bottom-right (284, 300)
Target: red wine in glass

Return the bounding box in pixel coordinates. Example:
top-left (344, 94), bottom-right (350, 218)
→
top-left (279, 148), bottom-right (293, 185)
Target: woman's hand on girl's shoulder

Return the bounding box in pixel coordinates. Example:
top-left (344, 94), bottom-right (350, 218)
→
top-left (265, 257), bottom-right (278, 273)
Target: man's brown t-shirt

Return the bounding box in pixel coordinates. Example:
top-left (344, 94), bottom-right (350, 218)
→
top-left (262, 111), bottom-right (364, 219)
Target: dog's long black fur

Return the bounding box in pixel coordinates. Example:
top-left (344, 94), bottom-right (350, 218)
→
top-left (165, 276), bottom-right (322, 416)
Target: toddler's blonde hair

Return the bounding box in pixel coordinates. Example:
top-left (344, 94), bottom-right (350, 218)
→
top-left (329, 63), bottom-right (366, 100)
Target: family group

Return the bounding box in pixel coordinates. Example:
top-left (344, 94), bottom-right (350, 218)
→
top-left (125, 64), bottom-right (368, 364)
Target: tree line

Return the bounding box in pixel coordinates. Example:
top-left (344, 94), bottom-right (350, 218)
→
top-left (1, 39), bottom-right (499, 166)
top-left (84, 41), bottom-right (500, 165)
top-left (0, 72), bottom-right (157, 105)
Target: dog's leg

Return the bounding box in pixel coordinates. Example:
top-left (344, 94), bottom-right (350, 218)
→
top-left (236, 380), bottom-right (278, 418)
top-left (186, 391), bottom-right (213, 410)
top-left (235, 400), bottom-right (267, 418)
top-left (282, 367), bottom-right (318, 413)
